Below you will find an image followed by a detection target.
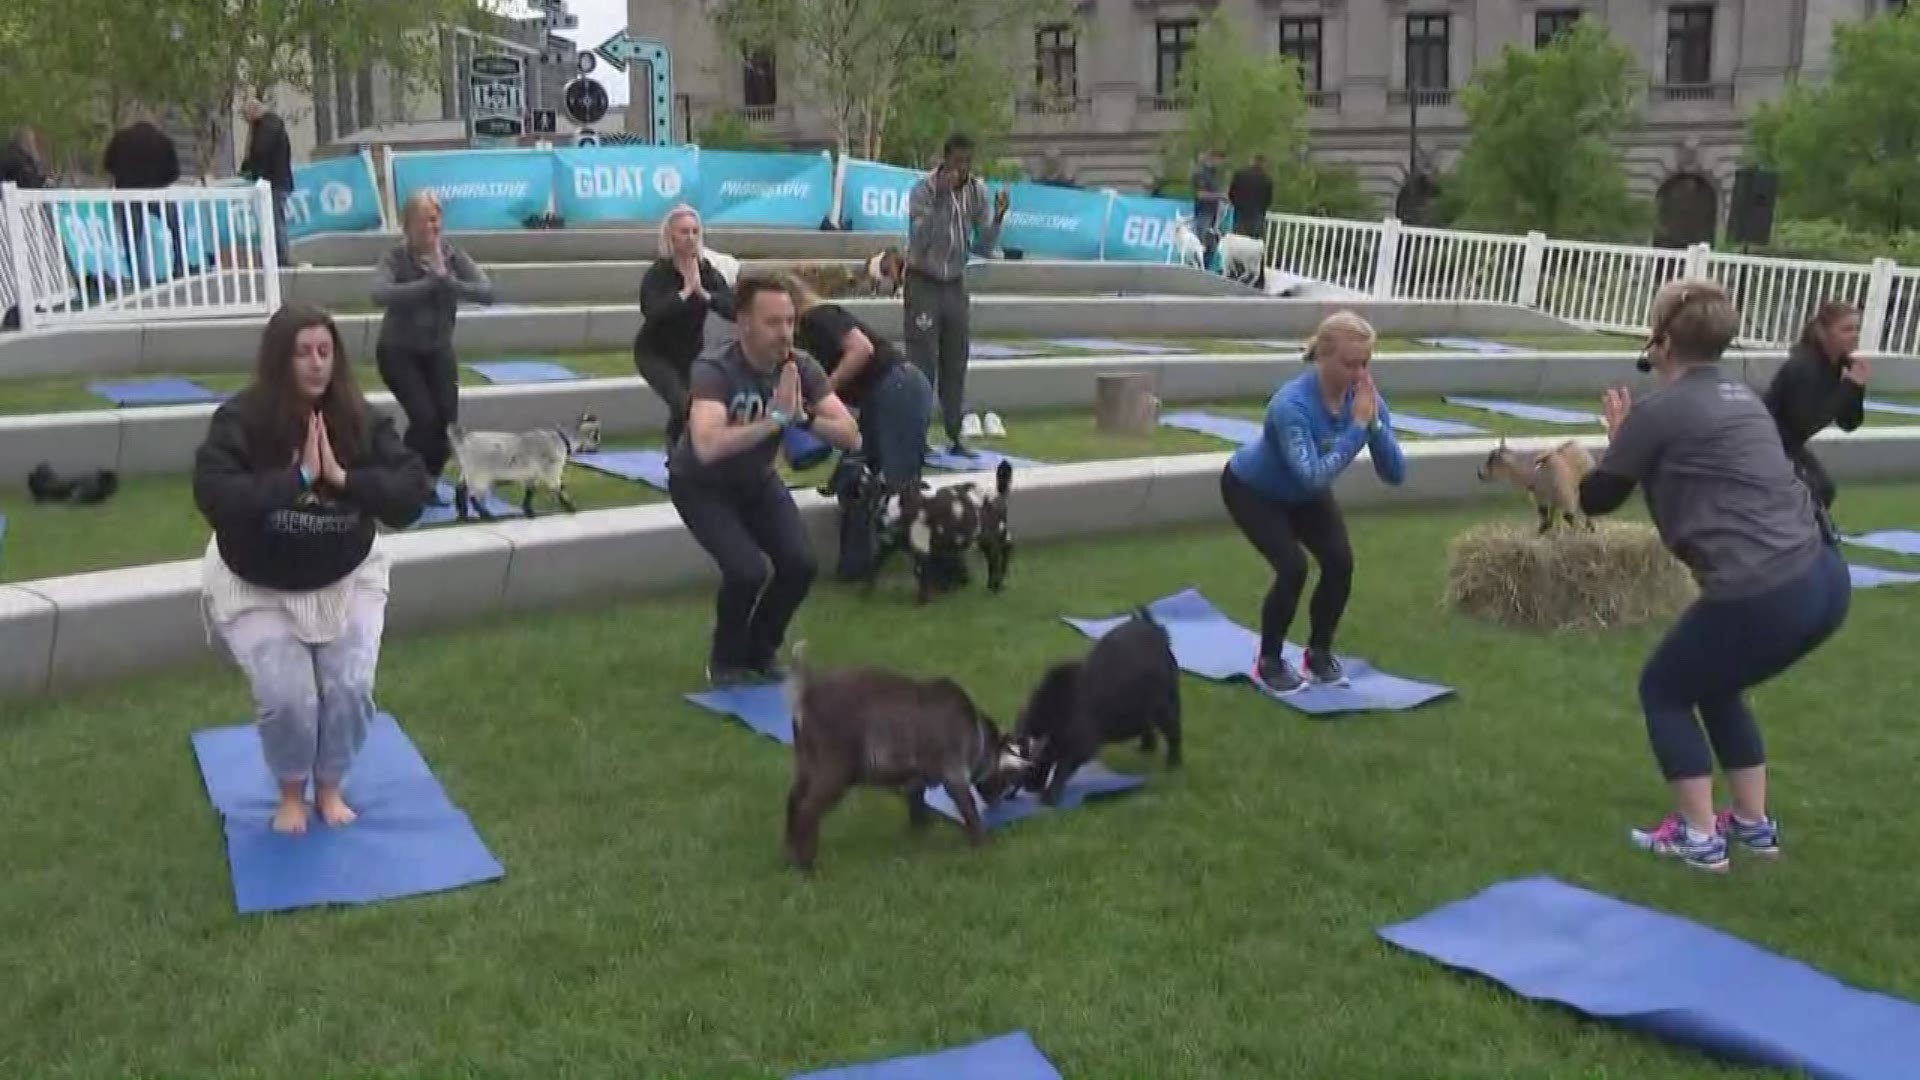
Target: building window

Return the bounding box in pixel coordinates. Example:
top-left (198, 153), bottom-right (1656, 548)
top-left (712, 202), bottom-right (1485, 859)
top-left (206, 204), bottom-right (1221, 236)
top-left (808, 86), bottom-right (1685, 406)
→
top-left (1278, 17), bottom-right (1322, 92)
top-left (1035, 24), bottom-right (1077, 98)
top-left (1155, 19), bottom-right (1198, 97)
top-left (743, 49), bottom-right (777, 107)
top-left (1666, 4), bottom-right (1714, 85)
top-left (1405, 13), bottom-right (1450, 91)
top-left (1535, 9), bottom-right (1582, 49)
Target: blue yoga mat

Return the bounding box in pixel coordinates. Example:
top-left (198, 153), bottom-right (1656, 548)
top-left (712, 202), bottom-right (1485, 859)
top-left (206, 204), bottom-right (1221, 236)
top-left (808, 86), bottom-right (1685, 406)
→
top-left (189, 712), bottom-right (505, 915)
top-left (464, 359), bottom-right (581, 384)
top-left (923, 760), bottom-right (1145, 830)
top-left (1238, 339), bottom-right (1308, 351)
top-left (1065, 589), bottom-right (1453, 716)
top-left (88, 377), bottom-right (223, 407)
top-left (685, 682), bottom-right (793, 744)
top-left (1418, 336), bottom-right (1524, 354)
top-left (1379, 875), bottom-right (1920, 1080)
top-left (571, 447), bottom-right (670, 491)
top-left (1863, 398), bottom-right (1920, 417)
top-left (1443, 396), bottom-right (1602, 425)
top-left (1041, 337), bottom-right (1195, 355)
top-left (972, 343), bottom-right (1045, 359)
top-left (925, 447), bottom-right (1045, 472)
top-left (1160, 410), bottom-right (1260, 445)
top-left (414, 480), bottom-right (520, 527)
top-left (791, 1031), bottom-right (1062, 1080)
top-left (785, 425), bottom-right (834, 471)
top-left (1844, 529), bottom-right (1920, 557)
top-left (1392, 412), bottom-right (1488, 437)
top-left (1849, 563), bottom-right (1920, 590)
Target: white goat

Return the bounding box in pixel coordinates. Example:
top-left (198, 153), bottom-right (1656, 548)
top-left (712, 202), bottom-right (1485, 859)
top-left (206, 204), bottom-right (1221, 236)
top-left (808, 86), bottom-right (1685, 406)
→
top-left (1170, 217), bottom-right (1266, 286)
top-left (447, 410), bottom-right (602, 521)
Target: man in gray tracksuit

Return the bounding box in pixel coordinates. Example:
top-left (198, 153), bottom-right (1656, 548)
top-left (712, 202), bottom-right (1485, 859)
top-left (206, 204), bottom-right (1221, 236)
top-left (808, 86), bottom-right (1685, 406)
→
top-left (905, 132), bottom-right (1009, 454)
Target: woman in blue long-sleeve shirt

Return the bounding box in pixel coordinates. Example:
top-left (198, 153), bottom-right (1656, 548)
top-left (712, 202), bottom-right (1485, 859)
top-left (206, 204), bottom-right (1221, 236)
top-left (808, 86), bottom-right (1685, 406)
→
top-left (1220, 312), bottom-right (1406, 694)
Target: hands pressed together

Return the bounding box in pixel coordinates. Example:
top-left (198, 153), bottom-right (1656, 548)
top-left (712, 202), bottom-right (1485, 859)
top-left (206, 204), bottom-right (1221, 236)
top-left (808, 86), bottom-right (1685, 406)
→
top-left (299, 412), bottom-right (348, 489)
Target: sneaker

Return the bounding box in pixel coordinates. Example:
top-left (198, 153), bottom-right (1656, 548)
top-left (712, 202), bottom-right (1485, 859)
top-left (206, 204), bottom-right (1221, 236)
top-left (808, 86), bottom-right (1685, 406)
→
top-left (1304, 649), bottom-right (1348, 686)
top-left (1716, 809), bottom-right (1781, 857)
top-left (960, 413), bottom-right (984, 439)
top-left (748, 661), bottom-right (790, 685)
top-left (983, 412), bottom-right (1007, 438)
top-left (947, 439), bottom-right (973, 458)
top-left (705, 664), bottom-right (756, 689)
top-left (1630, 814), bottom-right (1730, 872)
top-left (1252, 653), bottom-right (1306, 694)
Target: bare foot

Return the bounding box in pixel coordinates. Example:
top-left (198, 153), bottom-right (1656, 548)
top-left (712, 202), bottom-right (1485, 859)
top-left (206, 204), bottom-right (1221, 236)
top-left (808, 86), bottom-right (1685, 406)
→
top-left (314, 787), bottom-right (358, 828)
top-left (271, 797), bottom-right (309, 835)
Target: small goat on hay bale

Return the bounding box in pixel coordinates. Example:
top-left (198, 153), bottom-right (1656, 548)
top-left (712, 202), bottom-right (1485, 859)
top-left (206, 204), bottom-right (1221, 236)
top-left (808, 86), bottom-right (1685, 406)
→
top-left (1477, 438), bottom-right (1597, 535)
top-left (1445, 519), bottom-right (1696, 633)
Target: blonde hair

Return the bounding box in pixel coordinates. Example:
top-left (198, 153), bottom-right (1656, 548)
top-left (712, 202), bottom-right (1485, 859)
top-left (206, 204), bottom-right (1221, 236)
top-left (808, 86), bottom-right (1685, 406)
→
top-left (1308, 310), bottom-right (1378, 360)
top-left (401, 190), bottom-right (441, 231)
top-left (1649, 278), bottom-right (1739, 362)
top-left (657, 203), bottom-right (702, 259)
top-left (785, 272), bottom-right (823, 314)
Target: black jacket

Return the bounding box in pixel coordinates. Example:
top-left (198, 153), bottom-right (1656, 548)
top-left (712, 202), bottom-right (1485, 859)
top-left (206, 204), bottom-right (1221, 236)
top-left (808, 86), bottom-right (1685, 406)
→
top-left (636, 258), bottom-right (734, 373)
top-left (241, 112), bottom-right (295, 191)
top-left (192, 389), bottom-right (431, 592)
top-left (1228, 166), bottom-right (1274, 222)
top-left (0, 140), bottom-right (46, 189)
top-left (103, 121), bottom-right (181, 189)
top-left (1763, 341), bottom-right (1864, 454)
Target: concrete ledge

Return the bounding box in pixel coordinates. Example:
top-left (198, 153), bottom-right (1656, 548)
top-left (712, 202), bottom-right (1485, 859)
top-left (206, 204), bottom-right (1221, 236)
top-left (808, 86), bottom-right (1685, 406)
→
top-left (8, 351), bottom-right (1920, 480)
top-left (295, 227), bottom-right (907, 266)
top-left (3, 424), bottom-right (1915, 701)
top-left (0, 297), bottom-right (1591, 378)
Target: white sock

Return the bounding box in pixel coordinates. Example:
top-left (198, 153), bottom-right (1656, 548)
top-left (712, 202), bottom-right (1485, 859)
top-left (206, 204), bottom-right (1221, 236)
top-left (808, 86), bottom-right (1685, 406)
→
top-left (1685, 824), bottom-right (1716, 844)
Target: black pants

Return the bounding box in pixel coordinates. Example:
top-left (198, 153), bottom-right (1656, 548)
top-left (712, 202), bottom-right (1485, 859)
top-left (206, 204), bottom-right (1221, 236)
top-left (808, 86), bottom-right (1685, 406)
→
top-left (670, 469), bottom-right (819, 670)
top-left (1220, 465), bottom-right (1354, 659)
top-left (1789, 446), bottom-right (1837, 510)
top-left (378, 341), bottom-right (458, 479)
top-left (634, 340), bottom-right (692, 447)
top-left (1639, 544), bottom-right (1850, 780)
top-left (902, 271), bottom-right (970, 444)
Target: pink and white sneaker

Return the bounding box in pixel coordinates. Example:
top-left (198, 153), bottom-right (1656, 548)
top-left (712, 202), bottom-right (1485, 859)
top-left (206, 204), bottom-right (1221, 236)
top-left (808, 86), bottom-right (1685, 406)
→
top-left (1629, 814), bottom-right (1730, 872)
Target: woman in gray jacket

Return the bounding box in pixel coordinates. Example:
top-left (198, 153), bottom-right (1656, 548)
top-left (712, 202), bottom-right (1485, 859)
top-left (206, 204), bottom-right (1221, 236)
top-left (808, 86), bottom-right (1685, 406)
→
top-left (371, 191), bottom-right (495, 497)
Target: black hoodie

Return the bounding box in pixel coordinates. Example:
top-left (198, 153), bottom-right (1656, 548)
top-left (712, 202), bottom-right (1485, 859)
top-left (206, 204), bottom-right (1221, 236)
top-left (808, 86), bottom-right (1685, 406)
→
top-left (192, 387), bottom-right (432, 592)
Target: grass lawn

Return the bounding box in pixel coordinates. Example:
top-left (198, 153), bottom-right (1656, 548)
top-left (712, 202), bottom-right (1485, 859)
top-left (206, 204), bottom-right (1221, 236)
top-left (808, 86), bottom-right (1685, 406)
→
top-left (5, 488), bottom-right (1920, 1078)
top-left (7, 389), bottom-right (1920, 583)
top-left (0, 331), bottom-right (1638, 417)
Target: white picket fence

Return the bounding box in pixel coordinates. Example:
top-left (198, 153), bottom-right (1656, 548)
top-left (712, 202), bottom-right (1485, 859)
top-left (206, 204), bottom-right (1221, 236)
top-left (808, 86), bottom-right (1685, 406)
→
top-left (1264, 212), bottom-right (1920, 354)
top-left (0, 181), bottom-right (282, 332)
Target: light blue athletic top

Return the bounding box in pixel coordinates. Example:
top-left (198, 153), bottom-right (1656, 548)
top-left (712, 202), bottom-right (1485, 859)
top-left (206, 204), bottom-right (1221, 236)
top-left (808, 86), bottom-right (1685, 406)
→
top-left (1227, 366), bottom-right (1406, 503)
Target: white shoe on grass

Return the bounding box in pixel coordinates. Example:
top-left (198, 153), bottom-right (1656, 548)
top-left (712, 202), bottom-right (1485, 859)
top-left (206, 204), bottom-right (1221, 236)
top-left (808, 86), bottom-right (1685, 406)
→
top-left (983, 412), bottom-right (1007, 438)
top-left (960, 413), bottom-right (984, 439)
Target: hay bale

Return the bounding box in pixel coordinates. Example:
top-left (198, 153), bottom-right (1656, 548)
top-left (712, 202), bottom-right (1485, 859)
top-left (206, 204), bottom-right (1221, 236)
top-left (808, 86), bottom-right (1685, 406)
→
top-left (1445, 519), bottom-right (1696, 633)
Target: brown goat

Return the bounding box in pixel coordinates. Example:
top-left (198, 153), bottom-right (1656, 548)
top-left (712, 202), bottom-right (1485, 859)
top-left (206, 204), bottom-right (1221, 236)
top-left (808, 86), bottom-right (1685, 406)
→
top-left (1477, 438), bottom-right (1597, 534)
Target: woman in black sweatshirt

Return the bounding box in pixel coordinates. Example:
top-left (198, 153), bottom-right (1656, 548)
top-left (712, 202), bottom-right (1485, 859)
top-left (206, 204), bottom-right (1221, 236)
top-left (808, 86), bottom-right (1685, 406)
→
top-left (636, 204), bottom-right (735, 445)
top-left (193, 303), bottom-right (431, 836)
top-left (1762, 300), bottom-right (1869, 510)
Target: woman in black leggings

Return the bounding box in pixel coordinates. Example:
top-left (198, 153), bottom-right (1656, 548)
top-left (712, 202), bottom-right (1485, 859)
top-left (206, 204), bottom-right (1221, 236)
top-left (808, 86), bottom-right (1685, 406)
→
top-left (637, 204), bottom-right (734, 446)
top-left (370, 191), bottom-right (495, 500)
top-left (668, 273), bottom-right (863, 687)
top-left (1762, 299), bottom-right (1869, 511)
top-left (1220, 312), bottom-right (1406, 694)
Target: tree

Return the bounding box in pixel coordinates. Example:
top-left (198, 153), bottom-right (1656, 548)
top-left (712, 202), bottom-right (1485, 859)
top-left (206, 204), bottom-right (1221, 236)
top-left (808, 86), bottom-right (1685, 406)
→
top-left (714, 0), bottom-right (1059, 161)
top-left (881, 45), bottom-right (1019, 170)
top-left (1156, 11), bottom-right (1374, 219)
top-left (1441, 17), bottom-right (1647, 240)
top-left (1750, 8), bottom-right (1920, 235)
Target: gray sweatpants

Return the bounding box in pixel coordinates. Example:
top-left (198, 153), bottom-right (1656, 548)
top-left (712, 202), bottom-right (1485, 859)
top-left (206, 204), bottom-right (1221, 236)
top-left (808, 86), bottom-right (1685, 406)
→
top-left (903, 272), bottom-right (970, 443)
top-left (217, 589), bottom-right (386, 785)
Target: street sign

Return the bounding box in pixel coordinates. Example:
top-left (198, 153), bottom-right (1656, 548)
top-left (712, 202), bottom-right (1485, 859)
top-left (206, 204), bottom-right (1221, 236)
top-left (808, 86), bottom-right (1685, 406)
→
top-left (590, 32), bottom-right (674, 145)
top-left (468, 54), bottom-right (527, 147)
top-left (577, 51), bottom-right (597, 75)
top-left (563, 77), bottom-right (609, 126)
top-left (531, 109), bottom-right (557, 134)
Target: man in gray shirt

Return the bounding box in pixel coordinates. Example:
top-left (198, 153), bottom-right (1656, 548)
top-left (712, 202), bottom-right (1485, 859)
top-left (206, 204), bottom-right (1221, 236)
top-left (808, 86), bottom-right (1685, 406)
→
top-left (1578, 278), bottom-right (1850, 874)
top-left (905, 132), bottom-right (1009, 455)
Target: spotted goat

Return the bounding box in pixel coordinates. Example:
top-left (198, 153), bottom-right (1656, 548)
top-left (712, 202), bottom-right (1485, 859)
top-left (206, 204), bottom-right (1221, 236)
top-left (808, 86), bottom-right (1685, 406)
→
top-left (859, 460), bottom-right (1015, 603)
top-left (448, 410), bottom-right (601, 521)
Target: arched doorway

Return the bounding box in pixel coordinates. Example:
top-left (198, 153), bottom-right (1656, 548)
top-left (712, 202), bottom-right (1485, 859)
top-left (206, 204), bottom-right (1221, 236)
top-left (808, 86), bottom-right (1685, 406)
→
top-left (1655, 173), bottom-right (1718, 248)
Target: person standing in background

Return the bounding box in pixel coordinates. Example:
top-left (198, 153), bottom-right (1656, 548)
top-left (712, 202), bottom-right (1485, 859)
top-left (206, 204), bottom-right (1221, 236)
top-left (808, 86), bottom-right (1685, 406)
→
top-left (103, 111), bottom-right (185, 279)
top-left (1228, 154), bottom-right (1273, 240)
top-left (904, 133), bottom-right (1009, 457)
top-left (370, 191), bottom-right (495, 502)
top-left (240, 98), bottom-right (296, 267)
top-left (1190, 148), bottom-right (1227, 270)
